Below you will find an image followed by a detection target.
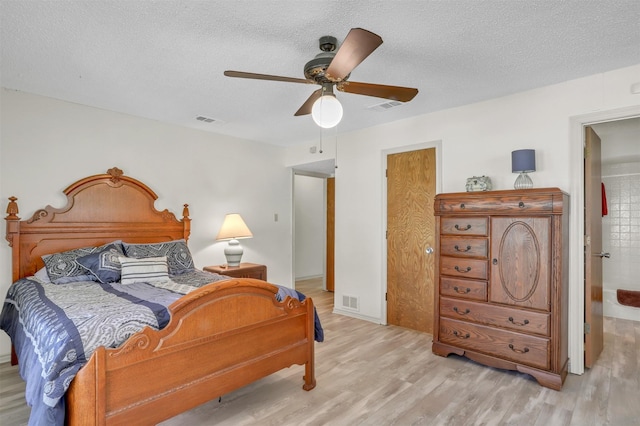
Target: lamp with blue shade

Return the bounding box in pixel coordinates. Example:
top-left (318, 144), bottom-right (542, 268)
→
top-left (512, 149), bottom-right (536, 189)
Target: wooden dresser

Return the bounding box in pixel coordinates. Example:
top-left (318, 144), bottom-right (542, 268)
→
top-left (432, 188), bottom-right (569, 390)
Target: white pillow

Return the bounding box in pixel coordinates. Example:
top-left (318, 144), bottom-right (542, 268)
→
top-left (34, 266), bottom-right (52, 283)
top-left (119, 256), bottom-right (169, 285)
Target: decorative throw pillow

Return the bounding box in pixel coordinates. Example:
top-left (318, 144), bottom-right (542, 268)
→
top-left (42, 241), bottom-right (125, 284)
top-left (122, 239), bottom-right (195, 275)
top-left (76, 243), bottom-right (125, 284)
top-left (119, 256), bottom-right (170, 285)
top-left (42, 246), bottom-right (101, 284)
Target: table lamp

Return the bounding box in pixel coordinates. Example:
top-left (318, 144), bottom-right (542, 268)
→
top-left (216, 213), bottom-right (253, 267)
top-left (512, 149), bottom-right (536, 189)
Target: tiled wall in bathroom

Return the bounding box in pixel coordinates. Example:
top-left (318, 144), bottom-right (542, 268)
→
top-left (601, 160), bottom-right (640, 320)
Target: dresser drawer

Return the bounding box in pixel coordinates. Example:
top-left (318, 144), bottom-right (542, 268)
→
top-left (439, 318), bottom-right (550, 370)
top-left (440, 277), bottom-right (487, 301)
top-left (440, 297), bottom-right (550, 336)
top-left (440, 257), bottom-right (488, 280)
top-left (438, 195), bottom-right (555, 214)
top-left (440, 217), bottom-right (488, 236)
top-left (440, 236), bottom-right (488, 258)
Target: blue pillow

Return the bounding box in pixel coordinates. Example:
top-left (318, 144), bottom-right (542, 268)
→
top-left (76, 243), bottom-right (126, 284)
top-left (42, 246), bottom-right (100, 284)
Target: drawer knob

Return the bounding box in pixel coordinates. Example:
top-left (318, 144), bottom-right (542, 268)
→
top-left (454, 245), bottom-right (472, 252)
top-left (508, 344), bottom-right (530, 354)
top-left (454, 224), bottom-right (471, 231)
top-left (508, 317), bottom-right (530, 326)
top-left (453, 286), bottom-right (471, 294)
top-left (518, 201), bottom-right (525, 208)
top-left (453, 307), bottom-right (470, 315)
top-left (453, 330), bottom-right (470, 339)
top-left (454, 266), bottom-right (472, 273)
top-left (460, 203), bottom-right (465, 209)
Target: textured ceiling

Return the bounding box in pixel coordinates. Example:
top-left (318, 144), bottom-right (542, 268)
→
top-left (2, 1), bottom-right (640, 147)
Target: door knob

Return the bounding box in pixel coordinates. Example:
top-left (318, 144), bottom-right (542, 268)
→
top-left (425, 247), bottom-right (434, 254)
top-left (598, 252), bottom-right (610, 258)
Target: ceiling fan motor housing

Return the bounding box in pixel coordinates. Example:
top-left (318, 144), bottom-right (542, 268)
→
top-left (304, 36), bottom-right (349, 84)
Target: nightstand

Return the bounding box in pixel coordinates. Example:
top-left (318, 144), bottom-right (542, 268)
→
top-left (203, 263), bottom-right (267, 281)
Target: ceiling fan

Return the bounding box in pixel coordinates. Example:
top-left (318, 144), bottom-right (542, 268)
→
top-left (224, 28), bottom-right (419, 128)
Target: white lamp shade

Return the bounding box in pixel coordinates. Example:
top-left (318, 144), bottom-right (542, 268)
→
top-left (311, 95), bottom-right (343, 128)
top-left (216, 213), bottom-right (252, 267)
top-left (216, 213), bottom-right (253, 241)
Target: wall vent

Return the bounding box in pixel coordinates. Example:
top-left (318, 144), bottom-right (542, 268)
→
top-left (367, 100), bottom-right (403, 112)
top-left (195, 115), bottom-right (218, 123)
top-left (342, 294), bottom-right (359, 311)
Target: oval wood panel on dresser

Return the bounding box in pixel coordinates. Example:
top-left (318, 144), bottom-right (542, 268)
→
top-left (432, 188), bottom-right (569, 390)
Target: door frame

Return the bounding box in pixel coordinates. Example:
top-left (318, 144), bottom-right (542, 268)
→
top-left (381, 140), bottom-right (442, 325)
top-left (568, 105), bottom-right (640, 375)
top-left (291, 169), bottom-right (333, 291)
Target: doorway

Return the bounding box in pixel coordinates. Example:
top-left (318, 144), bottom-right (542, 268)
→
top-left (292, 164), bottom-right (335, 295)
top-left (590, 118), bottom-right (640, 322)
top-left (293, 173), bottom-right (327, 290)
top-left (571, 108), bottom-right (640, 374)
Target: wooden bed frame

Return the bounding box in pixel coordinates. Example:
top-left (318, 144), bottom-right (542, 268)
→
top-left (4, 167), bottom-right (316, 425)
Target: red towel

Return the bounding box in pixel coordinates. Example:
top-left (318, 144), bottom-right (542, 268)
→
top-left (602, 183), bottom-right (608, 216)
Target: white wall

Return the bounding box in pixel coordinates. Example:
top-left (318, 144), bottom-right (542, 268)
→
top-left (285, 63), bottom-right (640, 373)
top-left (293, 174), bottom-right (324, 280)
top-left (0, 88), bottom-right (293, 360)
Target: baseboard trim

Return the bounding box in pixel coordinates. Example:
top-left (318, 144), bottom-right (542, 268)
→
top-left (332, 307), bottom-right (382, 324)
top-left (295, 274), bottom-right (323, 281)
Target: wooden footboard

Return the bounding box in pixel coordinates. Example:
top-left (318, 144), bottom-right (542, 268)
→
top-left (66, 279), bottom-right (316, 426)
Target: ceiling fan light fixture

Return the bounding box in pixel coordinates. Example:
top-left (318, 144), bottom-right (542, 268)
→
top-left (311, 94), bottom-right (343, 128)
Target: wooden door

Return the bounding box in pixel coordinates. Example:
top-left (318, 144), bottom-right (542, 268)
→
top-left (584, 126), bottom-right (604, 367)
top-left (387, 148), bottom-right (436, 333)
top-left (326, 177), bottom-right (335, 292)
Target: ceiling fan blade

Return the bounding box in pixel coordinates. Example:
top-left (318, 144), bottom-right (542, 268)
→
top-left (224, 70), bottom-right (312, 85)
top-left (337, 81), bottom-right (419, 102)
top-left (325, 28), bottom-right (383, 82)
top-left (294, 89), bottom-right (323, 116)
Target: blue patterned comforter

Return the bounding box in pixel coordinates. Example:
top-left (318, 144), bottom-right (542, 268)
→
top-left (0, 270), bottom-right (229, 425)
top-left (0, 271), bottom-right (322, 426)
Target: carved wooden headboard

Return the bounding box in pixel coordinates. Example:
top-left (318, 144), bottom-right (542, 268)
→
top-left (5, 167), bottom-right (191, 281)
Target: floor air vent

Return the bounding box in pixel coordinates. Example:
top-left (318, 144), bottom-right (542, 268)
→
top-left (342, 295), bottom-right (359, 311)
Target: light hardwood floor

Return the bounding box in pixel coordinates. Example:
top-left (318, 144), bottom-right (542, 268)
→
top-left (1, 277), bottom-right (639, 425)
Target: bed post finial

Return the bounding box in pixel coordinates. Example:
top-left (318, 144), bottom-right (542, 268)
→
top-left (6, 196), bottom-right (20, 249)
top-left (5, 196), bottom-right (19, 220)
top-left (107, 167), bottom-right (124, 183)
top-left (182, 204), bottom-right (191, 241)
